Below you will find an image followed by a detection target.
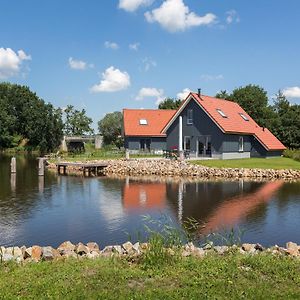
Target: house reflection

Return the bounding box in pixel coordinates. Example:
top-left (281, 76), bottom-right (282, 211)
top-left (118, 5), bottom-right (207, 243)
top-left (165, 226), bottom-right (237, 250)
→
top-left (167, 180), bottom-right (284, 234)
top-left (122, 180), bottom-right (166, 211)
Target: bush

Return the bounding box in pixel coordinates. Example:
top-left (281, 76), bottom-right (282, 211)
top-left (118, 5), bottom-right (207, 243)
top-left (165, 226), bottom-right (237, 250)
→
top-left (283, 149), bottom-right (300, 162)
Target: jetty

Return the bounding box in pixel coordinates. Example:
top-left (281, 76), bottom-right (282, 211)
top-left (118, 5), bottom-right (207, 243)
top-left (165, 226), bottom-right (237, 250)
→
top-left (56, 162), bottom-right (108, 176)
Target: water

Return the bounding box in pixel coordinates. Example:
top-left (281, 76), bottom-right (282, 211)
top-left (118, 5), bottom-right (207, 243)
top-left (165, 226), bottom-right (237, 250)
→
top-left (0, 155), bottom-right (300, 247)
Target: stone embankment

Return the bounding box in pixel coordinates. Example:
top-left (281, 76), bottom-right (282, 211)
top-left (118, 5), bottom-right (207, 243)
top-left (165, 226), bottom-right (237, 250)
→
top-left (48, 159), bottom-right (300, 179)
top-left (1, 241), bottom-right (300, 263)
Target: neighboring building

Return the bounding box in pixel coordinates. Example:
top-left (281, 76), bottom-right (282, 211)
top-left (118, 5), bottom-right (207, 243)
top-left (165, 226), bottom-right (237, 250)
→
top-left (123, 109), bottom-right (176, 153)
top-left (123, 91), bottom-right (286, 159)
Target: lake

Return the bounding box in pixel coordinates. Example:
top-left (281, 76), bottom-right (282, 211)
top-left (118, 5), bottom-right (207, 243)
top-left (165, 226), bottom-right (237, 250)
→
top-left (0, 155), bottom-right (300, 248)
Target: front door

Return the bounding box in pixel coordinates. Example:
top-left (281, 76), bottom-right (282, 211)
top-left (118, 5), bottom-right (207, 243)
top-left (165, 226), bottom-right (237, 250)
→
top-left (197, 136), bottom-right (211, 157)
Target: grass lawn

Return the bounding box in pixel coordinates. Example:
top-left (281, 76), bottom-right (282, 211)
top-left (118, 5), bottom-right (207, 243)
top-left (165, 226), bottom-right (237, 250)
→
top-left (0, 254), bottom-right (299, 299)
top-left (190, 157), bottom-right (300, 170)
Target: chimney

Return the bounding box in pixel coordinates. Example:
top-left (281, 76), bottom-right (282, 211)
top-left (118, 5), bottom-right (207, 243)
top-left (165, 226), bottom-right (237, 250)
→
top-left (197, 88), bottom-right (201, 97)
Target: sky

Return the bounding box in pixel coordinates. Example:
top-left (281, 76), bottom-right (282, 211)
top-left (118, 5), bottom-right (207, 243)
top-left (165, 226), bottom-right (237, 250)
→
top-left (1, 0), bottom-right (300, 129)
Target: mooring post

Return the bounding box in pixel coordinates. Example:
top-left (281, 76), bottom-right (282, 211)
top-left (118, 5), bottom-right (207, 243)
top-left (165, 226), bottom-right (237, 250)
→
top-left (38, 158), bottom-right (45, 176)
top-left (11, 157), bottom-right (16, 174)
top-left (125, 149), bottom-right (130, 160)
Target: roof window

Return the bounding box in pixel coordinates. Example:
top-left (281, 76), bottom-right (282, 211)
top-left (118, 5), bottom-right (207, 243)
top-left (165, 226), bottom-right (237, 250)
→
top-left (239, 113), bottom-right (249, 121)
top-left (216, 109), bottom-right (227, 118)
top-left (139, 119), bottom-right (148, 125)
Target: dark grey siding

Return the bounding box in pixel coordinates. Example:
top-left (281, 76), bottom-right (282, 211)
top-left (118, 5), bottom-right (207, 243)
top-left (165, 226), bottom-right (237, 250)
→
top-left (125, 136), bottom-right (166, 151)
top-left (166, 99), bottom-right (253, 157)
top-left (166, 99), bottom-right (224, 156)
top-left (250, 137), bottom-right (283, 157)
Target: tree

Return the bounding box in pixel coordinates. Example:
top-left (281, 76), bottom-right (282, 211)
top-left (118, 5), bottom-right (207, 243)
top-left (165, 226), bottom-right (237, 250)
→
top-left (158, 98), bottom-right (182, 110)
top-left (63, 105), bottom-right (94, 136)
top-left (98, 111), bottom-right (123, 147)
top-left (0, 83), bottom-right (63, 152)
top-left (215, 90), bottom-right (230, 100)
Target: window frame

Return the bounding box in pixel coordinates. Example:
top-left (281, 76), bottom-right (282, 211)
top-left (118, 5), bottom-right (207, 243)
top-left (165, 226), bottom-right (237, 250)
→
top-left (238, 136), bottom-right (244, 152)
top-left (239, 113), bottom-right (249, 121)
top-left (187, 109), bottom-right (193, 125)
top-left (184, 136), bottom-right (191, 151)
top-left (139, 119), bottom-right (148, 125)
top-left (216, 109), bottom-right (227, 118)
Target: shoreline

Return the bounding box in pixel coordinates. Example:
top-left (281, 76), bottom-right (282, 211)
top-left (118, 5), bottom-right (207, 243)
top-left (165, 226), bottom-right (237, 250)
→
top-left (47, 159), bottom-right (300, 180)
top-left (1, 240), bottom-right (300, 263)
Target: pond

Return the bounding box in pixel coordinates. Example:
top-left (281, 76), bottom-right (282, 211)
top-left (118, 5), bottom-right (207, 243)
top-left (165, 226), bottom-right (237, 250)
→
top-left (0, 155), bottom-right (300, 248)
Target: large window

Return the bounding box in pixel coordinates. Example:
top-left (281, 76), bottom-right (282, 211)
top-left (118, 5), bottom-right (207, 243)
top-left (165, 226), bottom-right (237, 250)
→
top-left (184, 136), bottom-right (191, 151)
top-left (239, 136), bottom-right (244, 152)
top-left (187, 109), bottom-right (193, 125)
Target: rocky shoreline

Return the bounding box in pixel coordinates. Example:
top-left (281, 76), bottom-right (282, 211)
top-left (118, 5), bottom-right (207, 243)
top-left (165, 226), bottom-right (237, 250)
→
top-left (48, 159), bottom-right (300, 180)
top-left (1, 241), bottom-right (300, 263)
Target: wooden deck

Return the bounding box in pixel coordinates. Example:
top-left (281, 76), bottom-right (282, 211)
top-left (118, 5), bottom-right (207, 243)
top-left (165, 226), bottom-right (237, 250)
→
top-left (56, 162), bottom-right (108, 176)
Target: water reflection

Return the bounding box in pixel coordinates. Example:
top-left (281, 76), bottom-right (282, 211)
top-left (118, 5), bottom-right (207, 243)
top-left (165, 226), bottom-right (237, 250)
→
top-left (0, 154), bottom-right (300, 247)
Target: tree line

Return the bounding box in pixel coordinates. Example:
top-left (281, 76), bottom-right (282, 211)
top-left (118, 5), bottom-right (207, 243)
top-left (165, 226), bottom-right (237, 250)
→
top-left (159, 85), bottom-right (300, 149)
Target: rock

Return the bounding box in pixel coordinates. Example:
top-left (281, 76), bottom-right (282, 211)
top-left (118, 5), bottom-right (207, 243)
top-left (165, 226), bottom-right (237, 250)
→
top-left (181, 250), bottom-right (191, 257)
top-left (57, 241), bottom-right (75, 254)
top-left (86, 251), bottom-right (100, 259)
top-left (75, 243), bottom-right (90, 255)
top-left (112, 245), bottom-right (123, 255)
top-left (62, 250), bottom-right (77, 259)
top-left (31, 246), bottom-right (42, 261)
top-left (242, 243), bottom-right (256, 252)
top-left (122, 241), bottom-right (133, 253)
top-left (42, 246), bottom-right (55, 261)
top-left (132, 242), bottom-right (141, 254)
top-left (192, 247), bottom-right (205, 257)
top-left (87, 242), bottom-right (100, 253)
top-left (24, 247), bottom-right (32, 259)
top-left (214, 246), bottom-right (228, 255)
top-left (285, 242), bottom-right (299, 256)
top-left (101, 246), bottom-right (114, 257)
top-left (2, 253), bottom-right (14, 262)
top-left (255, 243), bottom-right (264, 251)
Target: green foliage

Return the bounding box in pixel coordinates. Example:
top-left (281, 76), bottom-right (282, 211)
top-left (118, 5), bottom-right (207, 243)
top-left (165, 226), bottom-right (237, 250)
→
top-left (158, 97), bottom-right (182, 110)
top-left (0, 253), bottom-right (300, 298)
top-left (215, 90), bottom-right (231, 100)
top-left (63, 105), bottom-right (94, 136)
top-left (0, 83), bottom-right (63, 152)
top-left (98, 111), bottom-right (123, 147)
top-left (205, 227), bottom-right (245, 246)
top-left (283, 149), bottom-right (300, 162)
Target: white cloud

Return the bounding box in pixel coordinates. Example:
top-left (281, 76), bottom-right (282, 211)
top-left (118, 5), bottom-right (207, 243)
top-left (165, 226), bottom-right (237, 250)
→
top-left (142, 57), bottom-right (157, 71)
top-left (104, 41), bottom-right (119, 50)
top-left (200, 74), bottom-right (224, 81)
top-left (0, 48), bottom-right (31, 79)
top-left (119, 0), bottom-right (153, 12)
top-left (177, 88), bottom-right (191, 100)
top-left (283, 87), bottom-right (300, 99)
top-left (68, 57), bottom-right (90, 70)
top-left (226, 10), bottom-right (240, 24)
top-left (129, 42), bottom-right (140, 51)
top-left (136, 87), bottom-right (165, 105)
top-left (90, 66), bottom-right (131, 93)
top-left (145, 0), bottom-right (217, 32)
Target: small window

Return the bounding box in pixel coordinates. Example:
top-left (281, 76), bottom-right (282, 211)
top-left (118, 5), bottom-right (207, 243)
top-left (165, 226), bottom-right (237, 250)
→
top-left (139, 119), bottom-right (148, 125)
top-left (216, 109), bottom-right (227, 118)
top-left (184, 136), bottom-right (191, 151)
top-left (187, 109), bottom-right (193, 124)
top-left (239, 136), bottom-right (244, 152)
top-left (239, 113), bottom-right (249, 121)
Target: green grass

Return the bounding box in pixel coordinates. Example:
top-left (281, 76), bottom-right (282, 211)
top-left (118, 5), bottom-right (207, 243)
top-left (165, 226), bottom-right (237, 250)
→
top-left (0, 254), bottom-right (299, 299)
top-left (190, 157), bottom-right (300, 170)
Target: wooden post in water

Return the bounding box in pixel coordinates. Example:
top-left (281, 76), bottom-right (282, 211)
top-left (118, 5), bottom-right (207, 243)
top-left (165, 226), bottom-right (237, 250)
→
top-left (11, 157), bottom-right (16, 174)
top-left (38, 158), bottom-right (45, 176)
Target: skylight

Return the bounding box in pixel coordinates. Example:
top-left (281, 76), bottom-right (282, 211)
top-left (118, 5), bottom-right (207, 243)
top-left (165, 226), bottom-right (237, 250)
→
top-left (239, 113), bottom-right (249, 121)
top-left (139, 119), bottom-right (148, 125)
top-left (216, 109), bottom-right (227, 118)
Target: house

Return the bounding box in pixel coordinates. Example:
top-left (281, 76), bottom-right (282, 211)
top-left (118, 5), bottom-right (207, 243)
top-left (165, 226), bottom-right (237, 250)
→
top-left (123, 91), bottom-right (286, 159)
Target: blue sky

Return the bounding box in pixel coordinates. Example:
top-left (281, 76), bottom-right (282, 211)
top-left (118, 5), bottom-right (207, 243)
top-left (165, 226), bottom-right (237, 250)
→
top-left (1, 0), bottom-right (300, 129)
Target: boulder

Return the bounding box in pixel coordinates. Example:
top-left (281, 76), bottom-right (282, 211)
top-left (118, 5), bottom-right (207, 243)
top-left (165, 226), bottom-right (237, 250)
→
top-left (112, 245), bottom-right (123, 255)
top-left (122, 241), bottom-right (133, 253)
top-left (42, 247), bottom-right (55, 261)
top-left (2, 253), bottom-right (14, 262)
top-left (75, 243), bottom-right (90, 255)
top-left (242, 243), bottom-right (256, 252)
top-left (87, 242), bottom-right (100, 253)
top-left (86, 251), bottom-right (100, 259)
top-left (57, 241), bottom-right (75, 255)
top-left (24, 247), bottom-right (32, 259)
top-left (31, 246), bottom-right (42, 261)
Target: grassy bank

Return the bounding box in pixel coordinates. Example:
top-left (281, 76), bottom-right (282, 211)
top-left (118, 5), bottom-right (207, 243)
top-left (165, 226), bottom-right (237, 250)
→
top-left (190, 157), bottom-right (300, 170)
top-left (0, 253), bottom-right (299, 299)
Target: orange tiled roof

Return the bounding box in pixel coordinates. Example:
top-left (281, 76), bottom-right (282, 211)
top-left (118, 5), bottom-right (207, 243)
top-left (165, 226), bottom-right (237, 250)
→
top-left (189, 93), bottom-right (286, 151)
top-left (123, 109), bottom-right (176, 137)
